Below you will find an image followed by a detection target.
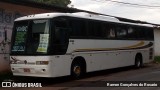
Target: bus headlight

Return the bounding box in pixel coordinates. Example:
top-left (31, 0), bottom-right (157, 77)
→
top-left (36, 61), bottom-right (49, 65)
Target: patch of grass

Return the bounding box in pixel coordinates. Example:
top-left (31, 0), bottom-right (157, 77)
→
top-left (154, 56), bottom-right (160, 63)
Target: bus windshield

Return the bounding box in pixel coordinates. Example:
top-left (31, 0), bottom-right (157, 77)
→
top-left (11, 19), bottom-right (50, 55)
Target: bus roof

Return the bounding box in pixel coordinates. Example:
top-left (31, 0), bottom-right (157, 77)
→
top-left (15, 12), bottom-right (153, 28)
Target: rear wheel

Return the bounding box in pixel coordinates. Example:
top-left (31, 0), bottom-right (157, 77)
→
top-left (135, 55), bottom-right (143, 68)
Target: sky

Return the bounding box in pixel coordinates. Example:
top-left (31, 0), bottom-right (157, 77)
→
top-left (69, 0), bottom-right (160, 24)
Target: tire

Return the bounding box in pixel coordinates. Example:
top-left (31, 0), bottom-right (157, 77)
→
top-left (135, 55), bottom-right (143, 68)
top-left (71, 62), bottom-right (85, 79)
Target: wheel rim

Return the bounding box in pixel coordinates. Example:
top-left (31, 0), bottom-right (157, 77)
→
top-left (137, 60), bottom-right (140, 67)
top-left (73, 66), bottom-right (81, 76)
top-left (136, 57), bottom-right (142, 68)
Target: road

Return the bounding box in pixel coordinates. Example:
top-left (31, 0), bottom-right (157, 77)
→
top-left (1, 63), bottom-right (160, 90)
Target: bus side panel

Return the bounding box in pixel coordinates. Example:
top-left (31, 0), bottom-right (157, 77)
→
top-left (50, 55), bottom-right (72, 77)
top-left (142, 49), bottom-right (151, 63)
top-left (74, 51), bottom-right (136, 72)
top-left (68, 39), bottom-right (153, 73)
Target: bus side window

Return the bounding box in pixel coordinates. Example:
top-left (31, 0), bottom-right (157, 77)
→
top-left (69, 19), bottom-right (87, 38)
top-left (108, 29), bottom-right (116, 38)
top-left (54, 18), bottom-right (68, 28)
top-left (137, 27), bottom-right (146, 40)
top-left (116, 25), bottom-right (127, 39)
top-left (127, 27), bottom-right (137, 40)
top-left (54, 18), bottom-right (68, 43)
top-left (102, 23), bottom-right (116, 39)
top-left (88, 21), bottom-right (102, 38)
top-left (145, 28), bottom-right (154, 40)
top-left (52, 17), bottom-right (70, 54)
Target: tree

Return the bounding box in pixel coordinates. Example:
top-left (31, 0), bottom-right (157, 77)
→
top-left (30, 0), bottom-right (71, 7)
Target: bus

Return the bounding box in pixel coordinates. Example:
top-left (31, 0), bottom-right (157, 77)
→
top-left (10, 12), bottom-right (154, 78)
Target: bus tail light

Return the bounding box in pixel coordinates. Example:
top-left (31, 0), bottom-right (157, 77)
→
top-left (36, 61), bottom-right (49, 65)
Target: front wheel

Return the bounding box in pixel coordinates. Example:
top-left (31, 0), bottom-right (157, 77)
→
top-left (71, 62), bottom-right (85, 79)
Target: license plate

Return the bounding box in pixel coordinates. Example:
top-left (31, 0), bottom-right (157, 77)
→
top-left (24, 68), bottom-right (30, 72)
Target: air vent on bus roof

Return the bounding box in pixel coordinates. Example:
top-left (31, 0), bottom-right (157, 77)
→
top-left (72, 12), bottom-right (119, 22)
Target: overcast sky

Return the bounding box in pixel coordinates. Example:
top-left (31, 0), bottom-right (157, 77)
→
top-left (70, 0), bottom-right (160, 24)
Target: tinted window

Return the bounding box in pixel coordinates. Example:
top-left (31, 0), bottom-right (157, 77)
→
top-left (54, 17), bottom-right (68, 28)
top-left (88, 21), bottom-right (103, 38)
top-left (136, 27), bottom-right (146, 39)
top-left (69, 19), bottom-right (87, 38)
top-left (127, 26), bottom-right (154, 40)
top-left (127, 27), bottom-right (138, 39)
top-left (102, 23), bottom-right (116, 39)
top-left (52, 17), bottom-right (70, 54)
top-left (116, 25), bottom-right (127, 39)
top-left (145, 28), bottom-right (154, 40)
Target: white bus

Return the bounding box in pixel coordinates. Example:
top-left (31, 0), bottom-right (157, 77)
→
top-left (10, 12), bottom-right (154, 78)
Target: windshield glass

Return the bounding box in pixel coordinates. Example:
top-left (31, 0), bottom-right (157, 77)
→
top-left (11, 19), bottom-right (50, 55)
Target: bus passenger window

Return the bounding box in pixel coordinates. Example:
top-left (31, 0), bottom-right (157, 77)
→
top-left (54, 18), bottom-right (67, 28)
top-left (127, 27), bottom-right (137, 39)
top-left (108, 29), bottom-right (116, 38)
top-left (69, 19), bottom-right (86, 38)
top-left (102, 23), bottom-right (116, 39)
top-left (116, 27), bottom-right (127, 39)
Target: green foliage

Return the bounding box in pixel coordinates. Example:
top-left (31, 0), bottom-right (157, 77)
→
top-left (154, 56), bottom-right (160, 63)
top-left (30, 0), bottom-right (71, 7)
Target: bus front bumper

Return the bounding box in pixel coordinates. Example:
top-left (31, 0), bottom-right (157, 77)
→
top-left (11, 64), bottom-right (52, 77)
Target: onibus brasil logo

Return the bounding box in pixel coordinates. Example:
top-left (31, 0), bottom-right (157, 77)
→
top-left (2, 82), bottom-right (42, 87)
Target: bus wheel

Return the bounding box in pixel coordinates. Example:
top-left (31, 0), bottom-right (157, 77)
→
top-left (135, 54), bottom-right (143, 68)
top-left (71, 62), bottom-right (85, 79)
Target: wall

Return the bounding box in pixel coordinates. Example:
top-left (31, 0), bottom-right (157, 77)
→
top-left (0, 2), bottom-right (52, 72)
top-left (154, 29), bottom-right (160, 56)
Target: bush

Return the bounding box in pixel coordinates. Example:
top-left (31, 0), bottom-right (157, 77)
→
top-left (154, 56), bottom-right (160, 63)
